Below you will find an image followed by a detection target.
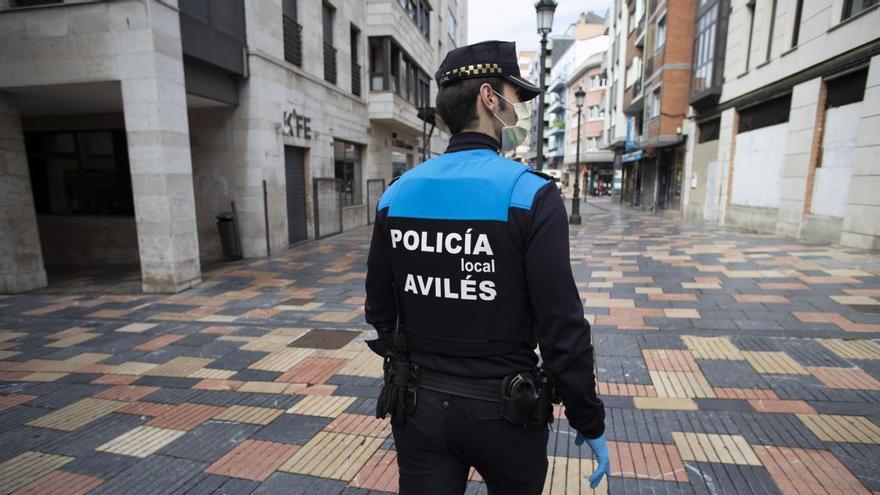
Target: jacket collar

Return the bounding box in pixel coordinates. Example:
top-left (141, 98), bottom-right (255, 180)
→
top-left (444, 132), bottom-right (500, 154)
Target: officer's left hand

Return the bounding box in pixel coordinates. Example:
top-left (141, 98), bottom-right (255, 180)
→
top-left (575, 432), bottom-right (611, 489)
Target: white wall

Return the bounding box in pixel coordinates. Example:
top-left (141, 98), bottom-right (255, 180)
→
top-left (731, 122), bottom-right (788, 207)
top-left (811, 101), bottom-right (861, 217)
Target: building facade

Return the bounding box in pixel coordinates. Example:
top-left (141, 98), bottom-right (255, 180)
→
top-left (564, 53), bottom-right (614, 196)
top-left (0, 0), bottom-right (467, 294)
top-left (681, 0), bottom-right (880, 249)
top-left (601, 0), bottom-right (631, 198)
top-left (616, 0), bottom-right (696, 212)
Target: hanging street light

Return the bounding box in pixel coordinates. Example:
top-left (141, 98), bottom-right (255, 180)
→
top-left (534, 0), bottom-right (557, 171)
top-left (570, 85), bottom-right (586, 225)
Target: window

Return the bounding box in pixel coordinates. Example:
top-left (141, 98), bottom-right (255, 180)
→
top-left (587, 136), bottom-right (599, 150)
top-left (399, 0), bottom-right (431, 39)
top-left (628, 10), bottom-right (635, 32)
top-left (590, 75), bottom-right (605, 89)
top-left (351, 24), bottom-right (362, 97)
top-left (842, 0), bottom-right (879, 20)
top-left (791, 0), bottom-right (804, 47)
top-left (655, 14), bottom-right (666, 51)
top-left (25, 130), bottom-right (134, 216)
top-left (646, 86), bottom-right (661, 118)
top-left (737, 93), bottom-right (791, 133)
top-left (766, 0), bottom-right (778, 61)
top-left (745, 0), bottom-right (756, 71)
top-left (692, 2), bottom-right (718, 93)
top-left (368, 36), bottom-right (431, 108)
top-left (282, 0), bottom-right (302, 67)
top-left (447, 8), bottom-right (457, 42)
top-left (334, 140), bottom-right (362, 206)
top-left (323, 3), bottom-right (336, 84)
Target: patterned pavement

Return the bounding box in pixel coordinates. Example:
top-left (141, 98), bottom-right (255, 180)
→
top-left (1, 198), bottom-right (879, 494)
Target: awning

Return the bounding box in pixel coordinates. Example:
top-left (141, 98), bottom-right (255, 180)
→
top-left (621, 150), bottom-right (643, 163)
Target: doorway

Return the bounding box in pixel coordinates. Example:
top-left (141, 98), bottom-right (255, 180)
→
top-left (285, 146), bottom-right (308, 245)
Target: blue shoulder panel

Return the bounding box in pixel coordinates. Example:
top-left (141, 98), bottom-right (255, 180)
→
top-left (386, 150), bottom-right (530, 222)
top-left (377, 177), bottom-right (401, 212)
top-left (510, 171), bottom-right (551, 210)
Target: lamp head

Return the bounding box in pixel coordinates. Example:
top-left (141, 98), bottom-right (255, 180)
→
top-left (534, 0), bottom-right (558, 35)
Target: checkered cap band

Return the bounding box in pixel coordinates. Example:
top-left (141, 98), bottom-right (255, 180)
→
top-left (438, 63), bottom-right (504, 85)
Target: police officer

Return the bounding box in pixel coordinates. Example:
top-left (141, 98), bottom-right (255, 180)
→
top-left (365, 40), bottom-right (610, 495)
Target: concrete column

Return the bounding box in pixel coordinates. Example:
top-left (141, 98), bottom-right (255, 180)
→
top-left (0, 95), bottom-right (47, 293)
top-left (841, 55), bottom-right (880, 250)
top-left (121, 1), bottom-right (200, 292)
top-left (777, 77), bottom-right (823, 238)
top-left (715, 107), bottom-right (738, 225)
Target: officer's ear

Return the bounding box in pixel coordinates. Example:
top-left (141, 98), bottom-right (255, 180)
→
top-left (477, 83), bottom-right (498, 113)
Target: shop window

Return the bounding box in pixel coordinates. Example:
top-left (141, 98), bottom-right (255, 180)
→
top-left (334, 140), bottom-right (363, 207)
top-left (25, 130), bottom-right (134, 216)
top-left (737, 93), bottom-right (791, 133)
top-left (697, 118), bottom-right (720, 143)
top-left (842, 0), bottom-right (878, 21)
top-left (825, 68), bottom-right (868, 108)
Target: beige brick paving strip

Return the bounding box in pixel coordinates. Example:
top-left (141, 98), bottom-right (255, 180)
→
top-left (796, 414), bottom-right (880, 444)
top-left (287, 396), bottom-right (356, 417)
top-left (0, 452), bottom-right (73, 495)
top-left (820, 339), bottom-right (880, 360)
top-left (97, 426), bottom-right (186, 458)
top-left (26, 398), bottom-right (126, 431)
top-left (682, 336), bottom-right (744, 360)
top-left (672, 432), bottom-right (761, 466)
top-left (279, 432), bottom-right (383, 480)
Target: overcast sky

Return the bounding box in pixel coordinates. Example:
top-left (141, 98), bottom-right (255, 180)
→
top-left (466, 0), bottom-right (613, 53)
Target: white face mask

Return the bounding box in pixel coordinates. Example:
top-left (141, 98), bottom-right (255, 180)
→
top-left (491, 90), bottom-right (531, 151)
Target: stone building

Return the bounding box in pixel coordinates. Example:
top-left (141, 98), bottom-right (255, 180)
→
top-left (0, 0), bottom-right (467, 293)
top-left (681, 0), bottom-right (880, 249)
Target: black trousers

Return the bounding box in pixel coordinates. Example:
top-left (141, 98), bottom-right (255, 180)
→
top-left (392, 387), bottom-right (549, 495)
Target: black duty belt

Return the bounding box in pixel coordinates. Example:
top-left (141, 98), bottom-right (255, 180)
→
top-left (417, 367), bottom-right (502, 402)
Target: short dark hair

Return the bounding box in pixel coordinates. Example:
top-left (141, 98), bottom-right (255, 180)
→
top-left (435, 77), bottom-right (508, 134)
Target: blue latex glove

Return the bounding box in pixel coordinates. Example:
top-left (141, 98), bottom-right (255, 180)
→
top-left (575, 432), bottom-right (611, 489)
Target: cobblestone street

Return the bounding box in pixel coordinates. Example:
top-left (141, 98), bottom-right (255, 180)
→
top-left (1, 199), bottom-right (879, 494)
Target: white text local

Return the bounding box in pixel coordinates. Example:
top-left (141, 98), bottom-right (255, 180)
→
top-left (390, 228), bottom-right (494, 256)
top-left (403, 273), bottom-right (497, 301)
top-left (462, 258), bottom-right (495, 273)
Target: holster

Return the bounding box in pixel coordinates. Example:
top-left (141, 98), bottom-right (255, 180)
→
top-left (366, 336), bottom-right (418, 427)
top-left (499, 369), bottom-right (560, 427)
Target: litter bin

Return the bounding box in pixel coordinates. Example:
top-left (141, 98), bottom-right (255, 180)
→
top-left (216, 212), bottom-right (242, 260)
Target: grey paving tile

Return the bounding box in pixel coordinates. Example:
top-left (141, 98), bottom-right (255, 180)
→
top-left (251, 413), bottom-right (331, 445)
top-left (252, 472), bottom-right (348, 495)
top-left (158, 421), bottom-right (259, 462)
top-left (90, 454), bottom-right (208, 495)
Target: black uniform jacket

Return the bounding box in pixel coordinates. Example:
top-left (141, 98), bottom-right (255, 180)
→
top-left (365, 132), bottom-right (605, 439)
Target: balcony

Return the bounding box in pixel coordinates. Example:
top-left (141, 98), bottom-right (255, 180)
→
top-left (283, 17), bottom-right (303, 67)
top-left (544, 126), bottom-right (565, 139)
top-left (352, 61), bottom-right (362, 97)
top-left (547, 99), bottom-right (565, 115)
top-left (324, 43), bottom-right (337, 85)
top-left (548, 78), bottom-right (566, 93)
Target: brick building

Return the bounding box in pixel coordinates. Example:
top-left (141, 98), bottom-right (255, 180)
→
top-left (616, 0), bottom-right (696, 212)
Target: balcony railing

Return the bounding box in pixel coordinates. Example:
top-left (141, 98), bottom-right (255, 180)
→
top-left (283, 17), bottom-right (303, 67)
top-left (324, 43), bottom-right (337, 84)
top-left (352, 61), bottom-right (362, 97)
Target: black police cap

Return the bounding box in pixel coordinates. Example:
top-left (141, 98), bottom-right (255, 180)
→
top-left (435, 40), bottom-right (541, 101)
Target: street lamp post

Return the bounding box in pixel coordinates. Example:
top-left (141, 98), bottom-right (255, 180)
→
top-left (534, 0), bottom-right (557, 171)
top-left (570, 86), bottom-right (585, 225)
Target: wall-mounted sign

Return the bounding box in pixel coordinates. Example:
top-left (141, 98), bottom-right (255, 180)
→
top-left (621, 150), bottom-right (643, 163)
top-left (282, 109), bottom-right (312, 139)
